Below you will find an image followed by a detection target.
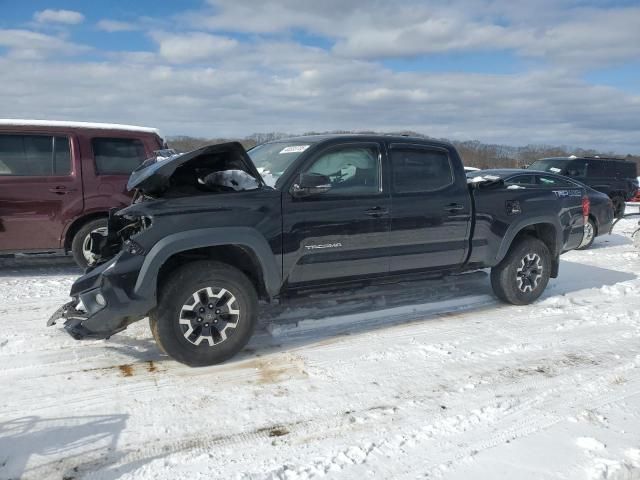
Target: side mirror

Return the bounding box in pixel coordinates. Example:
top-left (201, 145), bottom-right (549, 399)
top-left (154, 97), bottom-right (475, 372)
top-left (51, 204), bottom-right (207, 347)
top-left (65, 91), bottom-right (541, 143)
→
top-left (290, 173), bottom-right (332, 198)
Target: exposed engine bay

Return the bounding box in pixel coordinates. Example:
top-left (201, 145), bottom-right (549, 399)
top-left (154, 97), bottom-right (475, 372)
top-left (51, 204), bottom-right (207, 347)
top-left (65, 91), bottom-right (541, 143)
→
top-left (88, 209), bottom-right (152, 265)
top-left (139, 148), bottom-right (261, 198)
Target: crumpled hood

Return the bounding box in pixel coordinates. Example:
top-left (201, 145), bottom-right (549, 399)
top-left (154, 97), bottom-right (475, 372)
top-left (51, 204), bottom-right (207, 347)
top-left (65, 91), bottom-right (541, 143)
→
top-left (127, 142), bottom-right (264, 193)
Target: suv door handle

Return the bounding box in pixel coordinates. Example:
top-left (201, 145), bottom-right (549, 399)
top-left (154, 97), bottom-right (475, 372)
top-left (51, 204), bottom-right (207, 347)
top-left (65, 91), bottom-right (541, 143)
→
top-left (365, 206), bottom-right (389, 217)
top-left (48, 186), bottom-right (77, 195)
top-left (444, 203), bottom-right (464, 212)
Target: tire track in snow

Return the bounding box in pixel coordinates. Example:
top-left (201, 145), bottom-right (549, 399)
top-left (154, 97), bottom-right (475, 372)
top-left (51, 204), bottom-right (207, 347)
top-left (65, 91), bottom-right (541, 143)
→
top-left (248, 358), bottom-right (640, 480)
top-left (60, 350), bottom-right (639, 480)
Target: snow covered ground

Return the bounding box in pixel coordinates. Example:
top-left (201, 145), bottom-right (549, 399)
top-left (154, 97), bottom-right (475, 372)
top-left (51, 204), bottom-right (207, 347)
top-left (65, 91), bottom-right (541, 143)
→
top-left (1, 220), bottom-right (639, 480)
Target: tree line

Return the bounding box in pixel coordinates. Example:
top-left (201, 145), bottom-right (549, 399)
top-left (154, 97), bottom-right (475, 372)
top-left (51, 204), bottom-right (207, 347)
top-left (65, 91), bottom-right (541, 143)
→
top-left (167, 131), bottom-right (640, 170)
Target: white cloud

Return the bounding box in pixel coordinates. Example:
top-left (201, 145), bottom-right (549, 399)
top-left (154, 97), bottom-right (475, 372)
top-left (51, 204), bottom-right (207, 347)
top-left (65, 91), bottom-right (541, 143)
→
top-left (2, 4), bottom-right (640, 152)
top-left (150, 32), bottom-right (238, 64)
top-left (521, 8), bottom-right (640, 67)
top-left (0, 29), bottom-right (88, 59)
top-left (1, 39), bottom-right (639, 152)
top-left (34, 9), bottom-right (85, 25)
top-left (184, 1), bottom-right (640, 69)
top-left (333, 16), bottom-right (522, 58)
top-left (97, 20), bottom-right (138, 32)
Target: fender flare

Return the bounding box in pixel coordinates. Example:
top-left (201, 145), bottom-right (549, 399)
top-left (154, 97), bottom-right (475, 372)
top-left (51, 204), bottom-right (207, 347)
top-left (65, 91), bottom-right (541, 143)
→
top-left (495, 215), bottom-right (563, 264)
top-left (133, 227), bottom-right (282, 299)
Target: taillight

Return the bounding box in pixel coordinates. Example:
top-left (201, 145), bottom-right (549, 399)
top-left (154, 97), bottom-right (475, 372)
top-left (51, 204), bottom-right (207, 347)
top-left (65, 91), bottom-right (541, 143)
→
top-left (582, 196), bottom-right (590, 217)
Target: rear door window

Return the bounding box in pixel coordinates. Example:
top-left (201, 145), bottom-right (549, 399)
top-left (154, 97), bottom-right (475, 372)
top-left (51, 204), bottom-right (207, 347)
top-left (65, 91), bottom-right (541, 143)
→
top-left (506, 175), bottom-right (535, 186)
top-left (53, 137), bottom-right (71, 175)
top-left (92, 138), bottom-right (146, 175)
top-left (391, 146), bottom-right (453, 193)
top-left (0, 134), bottom-right (71, 176)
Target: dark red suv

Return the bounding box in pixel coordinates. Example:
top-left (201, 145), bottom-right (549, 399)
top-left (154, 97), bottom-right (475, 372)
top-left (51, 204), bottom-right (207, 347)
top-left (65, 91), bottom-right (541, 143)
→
top-left (0, 120), bottom-right (164, 267)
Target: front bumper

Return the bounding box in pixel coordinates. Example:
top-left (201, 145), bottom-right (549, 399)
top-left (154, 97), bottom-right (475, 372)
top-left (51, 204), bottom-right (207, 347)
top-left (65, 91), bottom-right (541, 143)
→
top-left (47, 300), bottom-right (115, 340)
top-left (47, 252), bottom-right (154, 340)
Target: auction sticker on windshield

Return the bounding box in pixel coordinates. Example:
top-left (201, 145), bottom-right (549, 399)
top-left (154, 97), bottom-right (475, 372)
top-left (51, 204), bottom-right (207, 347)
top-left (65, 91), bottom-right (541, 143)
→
top-left (280, 145), bottom-right (310, 154)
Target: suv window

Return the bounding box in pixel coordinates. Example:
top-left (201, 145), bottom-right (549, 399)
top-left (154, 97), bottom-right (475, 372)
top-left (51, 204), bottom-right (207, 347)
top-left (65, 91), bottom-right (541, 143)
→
top-left (586, 161), bottom-right (608, 178)
top-left (0, 134), bottom-right (71, 176)
top-left (92, 138), bottom-right (146, 175)
top-left (613, 161), bottom-right (636, 179)
top-left (565, 159), bottom-right (587, 177)
top-left (53, 137), bottom-right (71, 175)
top-left (305, 145), bottom-right (380, 195)
top-left (391, 146), bottom-right (452, 193)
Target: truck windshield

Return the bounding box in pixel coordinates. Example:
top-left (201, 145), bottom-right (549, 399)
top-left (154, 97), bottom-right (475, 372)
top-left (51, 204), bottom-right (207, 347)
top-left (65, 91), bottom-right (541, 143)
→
top-left (528, 159), bottom-right (570, 174)
top-left (247, 142), bottom-right (312, 187)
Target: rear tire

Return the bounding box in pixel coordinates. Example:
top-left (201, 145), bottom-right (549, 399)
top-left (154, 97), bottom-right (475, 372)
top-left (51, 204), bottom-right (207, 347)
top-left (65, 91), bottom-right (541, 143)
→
top-left (71, 218), bottom-right (108, 268)
top-left (490, 237), bottom-right (551, 305)
top-left (576, 217), bottom-right (597, 250)
top-left (612, 196), bottom-right (626, 219)
top-left (149, 261), bottom-right (258, 367)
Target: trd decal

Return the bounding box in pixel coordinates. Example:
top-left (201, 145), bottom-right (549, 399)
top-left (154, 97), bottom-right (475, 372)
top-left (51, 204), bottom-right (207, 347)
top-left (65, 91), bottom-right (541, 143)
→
top-left (552, 189), bottom-right (582, 198)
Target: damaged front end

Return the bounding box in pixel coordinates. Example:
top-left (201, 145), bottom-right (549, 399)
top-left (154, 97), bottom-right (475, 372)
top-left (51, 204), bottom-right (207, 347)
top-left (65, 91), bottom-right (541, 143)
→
top-left (47, 204), bottom-right (156, 338)
top-left (89, 206), bottom-right (152, 266)
top-left (48, 141), bottom-right (267, 340)
top-left (47, 235), bottom-right (155, 339)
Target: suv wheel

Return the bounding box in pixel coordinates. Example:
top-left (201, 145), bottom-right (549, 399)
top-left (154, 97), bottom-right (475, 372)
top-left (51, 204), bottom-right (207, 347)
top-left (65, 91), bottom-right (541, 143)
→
top-left (150, 261), bottom-right (258, 366)
top-left (612, 196), bottom-right (626, 218)
top-left (490, 236), bottom-right (551, 305)
top-left (71, 218), bottom-right (108, 268)
top-left (577, 217), bottom-right (596, 250)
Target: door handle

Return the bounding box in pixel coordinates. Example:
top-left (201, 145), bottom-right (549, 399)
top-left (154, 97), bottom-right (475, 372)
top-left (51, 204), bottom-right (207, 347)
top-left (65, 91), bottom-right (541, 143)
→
top-left (48, 186), bottom-right (77, 195)
top-left (365, 206), bottom-right (389, 217)
top-left (444, 203), bottom-right (465, 212)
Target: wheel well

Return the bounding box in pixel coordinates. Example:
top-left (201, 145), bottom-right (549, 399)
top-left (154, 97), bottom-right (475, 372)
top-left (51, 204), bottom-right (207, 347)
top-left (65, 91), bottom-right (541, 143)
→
top-left (588, 214), bottom-right (598, 235)
top-left (513, 223), bottom-right (557, 257)
top-left (157, 245), bottom-right (268, 300)
top-left (511, 222), bottom-right (559, 278)
top-left (64, 213), bottom-right (109, 251)
top-left (609, 192), bottom-right (625, 201)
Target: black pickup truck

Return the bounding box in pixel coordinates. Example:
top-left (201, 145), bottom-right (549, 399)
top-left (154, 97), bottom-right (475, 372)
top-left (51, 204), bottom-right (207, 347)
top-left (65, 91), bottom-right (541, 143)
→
top-left (48, 135), bottom-right (589, 366)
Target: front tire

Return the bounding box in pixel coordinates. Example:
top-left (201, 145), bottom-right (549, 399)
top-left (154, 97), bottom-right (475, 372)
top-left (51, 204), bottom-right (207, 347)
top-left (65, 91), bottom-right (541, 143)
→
top-left (150, 261), bottom-right (258, 367)
top-left (612, 196), bottom-right (625, 219)
top-left (490, 237), bottom-right (551, 305)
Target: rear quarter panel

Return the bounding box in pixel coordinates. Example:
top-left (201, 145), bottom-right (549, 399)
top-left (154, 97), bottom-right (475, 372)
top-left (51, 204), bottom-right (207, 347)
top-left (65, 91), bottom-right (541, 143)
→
top-left (590, 194), bottom-right (614, 235)
top-left (469, 186), bottom-right (584, 266)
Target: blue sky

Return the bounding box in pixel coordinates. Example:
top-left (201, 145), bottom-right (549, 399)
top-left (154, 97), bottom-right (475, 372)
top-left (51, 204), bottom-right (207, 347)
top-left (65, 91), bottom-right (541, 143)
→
top-left (1, 0), bottom-right (639, 152)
